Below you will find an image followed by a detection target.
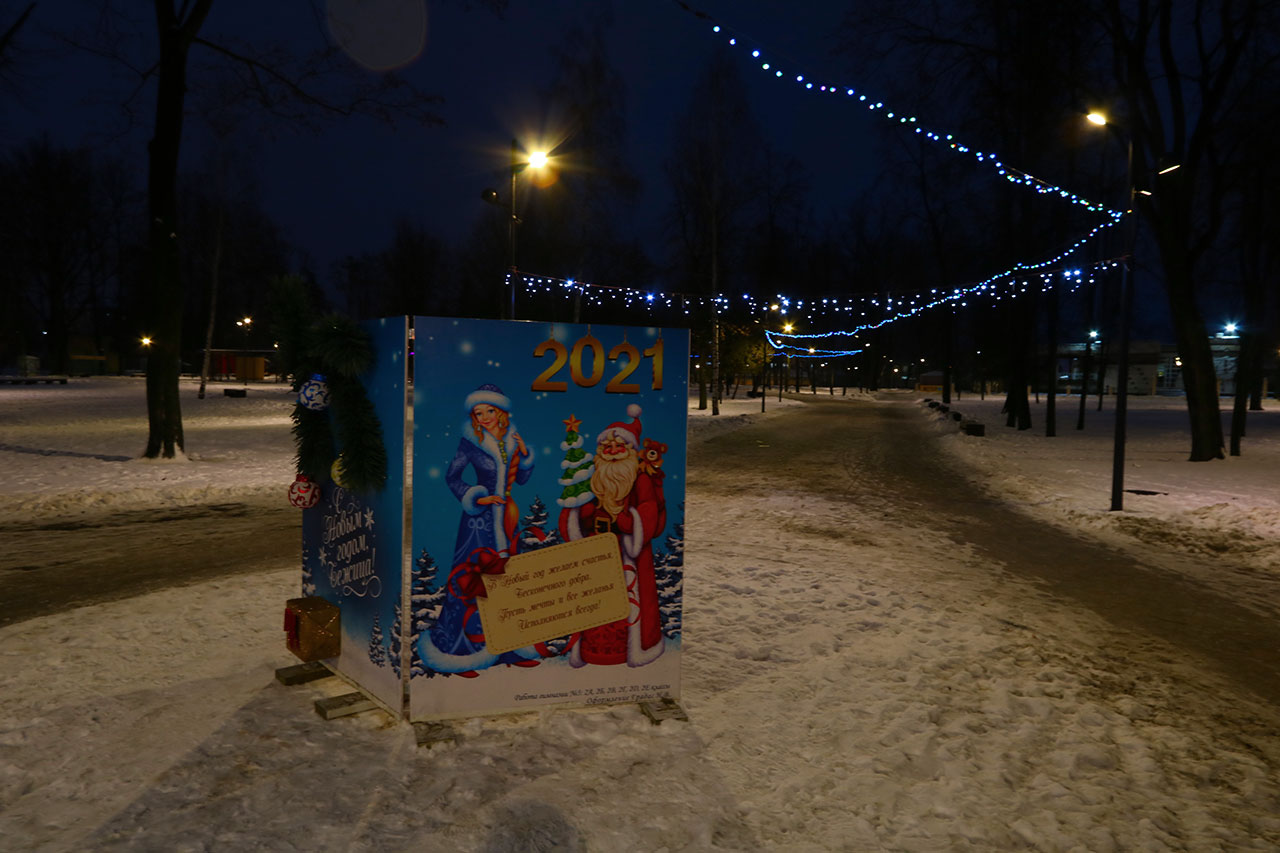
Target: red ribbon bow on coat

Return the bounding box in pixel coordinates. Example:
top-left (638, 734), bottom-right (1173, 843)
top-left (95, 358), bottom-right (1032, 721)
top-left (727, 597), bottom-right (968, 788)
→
top-left (448, 547), bottom-right (508, 600)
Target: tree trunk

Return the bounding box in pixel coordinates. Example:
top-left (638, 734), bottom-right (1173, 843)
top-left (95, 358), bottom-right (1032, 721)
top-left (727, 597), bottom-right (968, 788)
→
top-left (697, 358), bottom-right (707, 410)
top-left (1002, 300), bottom-right (1033, 431)
top-left (143, 1), bottom-right (214, 458)
top-left (1162, 263), bottom-right (1224, 460)
top-left (941, 311), bottom-right (953, 406)
top-left (1046, 288), bottom-right (1058, 437)
top-left (1230, 366), bottom-right (1247, 457)
top-left (197, 200), bottom-right (225, 400)
top-left (1077, 290), bottom-right (1096, 430)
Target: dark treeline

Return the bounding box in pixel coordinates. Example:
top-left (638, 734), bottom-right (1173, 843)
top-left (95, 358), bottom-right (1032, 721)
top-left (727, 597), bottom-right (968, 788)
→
top-left (1, 1), bottom-right (1277, 461)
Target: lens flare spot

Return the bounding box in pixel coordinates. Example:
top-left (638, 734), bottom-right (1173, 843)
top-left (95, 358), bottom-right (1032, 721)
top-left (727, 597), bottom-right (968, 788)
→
top-left (326, 0), bottom-right (427, 71)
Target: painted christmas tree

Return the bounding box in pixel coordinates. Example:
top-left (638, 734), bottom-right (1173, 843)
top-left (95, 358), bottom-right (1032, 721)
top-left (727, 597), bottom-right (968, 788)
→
top-left (413, 548), bottom-right (447, 678)
top-left (662, 505), bottom-right (685, 567)
top-left (520, 495), bottom-right (562, 551)
top-left (655, 504), bottom-right (684, 638)
top-left (389, 601), bottom-right (404, 678)
top-left (301, 542), bottom-right (316, 596)
top-left (556, 413), bottom-right (594, 508)
top-left (368, 615), bottom-right (387, 667)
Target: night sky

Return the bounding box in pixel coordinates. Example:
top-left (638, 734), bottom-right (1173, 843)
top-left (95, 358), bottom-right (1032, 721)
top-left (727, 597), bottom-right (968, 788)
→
top-left (5, 0), bottom-right (873, 283)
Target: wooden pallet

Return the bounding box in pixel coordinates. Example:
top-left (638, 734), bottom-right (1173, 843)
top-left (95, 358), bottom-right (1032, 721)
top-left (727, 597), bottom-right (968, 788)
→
top-left (639, 696), bottom-right (689, 725)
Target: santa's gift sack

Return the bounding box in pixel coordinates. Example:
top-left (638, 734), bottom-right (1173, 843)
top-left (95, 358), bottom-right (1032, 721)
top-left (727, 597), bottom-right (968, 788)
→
top-left (284, 596), bottom-right (341, 661)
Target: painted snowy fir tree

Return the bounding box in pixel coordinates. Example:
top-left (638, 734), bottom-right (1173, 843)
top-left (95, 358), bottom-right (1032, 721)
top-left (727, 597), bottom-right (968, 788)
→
top-left (662, 505), bottom-right (684, 567)
top-left (367, 614), bottom-right (387, 667)
top-left (655, 503), bottom-right (684, 639)
top-left (519, 495), bottom-right (562, 551)
top-left (556, 413), bottom-right (594, 508)
top-left (301, 541), bottom-right (316, 596)
top-left (412, 548), bottom-right (447, 678)
top-left (389, 601), bottom-right (404, 678)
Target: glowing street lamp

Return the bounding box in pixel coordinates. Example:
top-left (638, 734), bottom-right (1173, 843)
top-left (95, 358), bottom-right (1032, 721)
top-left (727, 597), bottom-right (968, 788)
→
top-left (778, 321), bottom-right (795, 402)
top-left (482, 139), bottom-right (552, 320)
top-left (1086, 109), bottom-right (1137, 511)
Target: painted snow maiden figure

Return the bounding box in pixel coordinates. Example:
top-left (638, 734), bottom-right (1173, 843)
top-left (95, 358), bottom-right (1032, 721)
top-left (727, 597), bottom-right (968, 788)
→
top-left (422, 383), bottom-right (540, 676)
top-left (558, 404), bottom-right (666, 667)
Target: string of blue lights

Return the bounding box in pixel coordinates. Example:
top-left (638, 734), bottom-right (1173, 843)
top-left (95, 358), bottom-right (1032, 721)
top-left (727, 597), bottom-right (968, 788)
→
top-left (675, 0), bottom-right (1126, 224)
top-left (507, 3), bottom-right (1134, 354)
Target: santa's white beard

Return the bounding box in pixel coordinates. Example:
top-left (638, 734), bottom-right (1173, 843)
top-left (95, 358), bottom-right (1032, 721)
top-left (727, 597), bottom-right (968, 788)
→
top-left (591, 450), bottom-right (638, 519)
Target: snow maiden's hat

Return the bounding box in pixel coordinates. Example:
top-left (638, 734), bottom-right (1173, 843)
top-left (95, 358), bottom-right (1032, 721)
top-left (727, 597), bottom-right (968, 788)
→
top-left (597, 404), bottom-right (642, 449)
top-left (464, 383), bottom-right (511, 414)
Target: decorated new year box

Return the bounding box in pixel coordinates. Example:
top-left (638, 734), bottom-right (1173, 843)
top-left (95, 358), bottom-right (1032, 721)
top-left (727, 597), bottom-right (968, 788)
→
top-left (298, 317), bottom-right (407, 713)
top-left (407, 317), bottom-right (689, 721)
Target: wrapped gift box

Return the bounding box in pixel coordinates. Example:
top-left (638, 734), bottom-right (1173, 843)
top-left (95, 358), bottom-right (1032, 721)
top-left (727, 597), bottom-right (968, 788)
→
top-left (284, 597), bottom-right (341, 661)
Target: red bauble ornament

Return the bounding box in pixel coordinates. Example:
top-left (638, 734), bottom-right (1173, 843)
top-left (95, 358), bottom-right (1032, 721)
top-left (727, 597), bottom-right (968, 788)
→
top-left (288, 474), bottom-right (321, 508)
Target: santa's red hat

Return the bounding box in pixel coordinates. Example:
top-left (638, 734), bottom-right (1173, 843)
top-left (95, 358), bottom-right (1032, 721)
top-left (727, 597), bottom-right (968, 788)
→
top-left (597, 404), bottom-right (642, 450)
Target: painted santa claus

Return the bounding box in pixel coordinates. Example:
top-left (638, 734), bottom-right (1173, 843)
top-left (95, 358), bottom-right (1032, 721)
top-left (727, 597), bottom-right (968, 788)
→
top-left (558, 404), bottom-right (665, 667)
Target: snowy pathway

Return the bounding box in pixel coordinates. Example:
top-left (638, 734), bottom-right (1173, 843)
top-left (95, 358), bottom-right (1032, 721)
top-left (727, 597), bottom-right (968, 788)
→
top-left (2, 387), bottom-right (1279, 850)
top-left (685, 395), bottom-right (1280, 849)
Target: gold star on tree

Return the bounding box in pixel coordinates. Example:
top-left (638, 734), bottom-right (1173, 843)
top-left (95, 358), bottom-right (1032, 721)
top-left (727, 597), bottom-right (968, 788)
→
top-left (563, 413), bottom-right (582, 434)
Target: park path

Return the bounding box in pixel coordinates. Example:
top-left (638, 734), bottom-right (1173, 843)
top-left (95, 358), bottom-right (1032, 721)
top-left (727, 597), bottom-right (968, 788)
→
top-left (690, 395), bottom-right (1280, 707)
top-left (0, 501), bottom-right (299, 627)
top-left (7, 393), bottom-right (1277, 709)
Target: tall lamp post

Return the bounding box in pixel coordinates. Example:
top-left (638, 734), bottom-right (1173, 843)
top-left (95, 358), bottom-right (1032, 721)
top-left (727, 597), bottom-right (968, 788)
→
top-left (1087, 111), bottom-right (1136, 511)
top-left (235, 315), bottom-right (253, 386)
top-left (760, 303), bottom-right (779, 413)
top-left (777, 321), bottom-right (793, 402)
top-left (483, 139), bottom-right (549, 321)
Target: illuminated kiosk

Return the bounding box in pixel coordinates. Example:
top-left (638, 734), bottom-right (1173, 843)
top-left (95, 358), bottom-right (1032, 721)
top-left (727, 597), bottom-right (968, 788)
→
top-left (299, 317), bottom-right (688, 722)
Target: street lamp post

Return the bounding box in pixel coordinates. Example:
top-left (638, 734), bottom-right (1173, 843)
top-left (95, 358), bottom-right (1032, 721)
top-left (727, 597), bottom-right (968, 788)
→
top-left (1111, 157), bottom-right (1135, 512)
top-left (760, 303), bottom-right (779, 413)
top-left (235, 315), bottom-right (253, 386)
top-left (775, 322), bottom-right (793, 402)
top-left (1087, 111), bottom-right (1135, 511)
top-left (507, 138), bottom-right (518, 319)
top-left (483, 139), bottom-right (549, 321)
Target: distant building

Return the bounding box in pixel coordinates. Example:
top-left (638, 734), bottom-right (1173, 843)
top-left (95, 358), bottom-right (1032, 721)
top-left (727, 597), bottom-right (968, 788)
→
top-left (915, 370), bottom-right (945, 393)
top-left (1059, 336), bottom-right (1269, 396)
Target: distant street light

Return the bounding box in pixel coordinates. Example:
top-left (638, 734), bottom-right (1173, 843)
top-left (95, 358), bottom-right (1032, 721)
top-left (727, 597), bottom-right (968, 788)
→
top-left (235, 316), bottom-right (253, 385)
top-left (482, 138), bottom-right (552, 320)
top-left (140, 336), bottom-right (152, 347)
top-left (760, 303), bottom-right (779, 413)
top-left (778, 321), bottom-right (794, 401)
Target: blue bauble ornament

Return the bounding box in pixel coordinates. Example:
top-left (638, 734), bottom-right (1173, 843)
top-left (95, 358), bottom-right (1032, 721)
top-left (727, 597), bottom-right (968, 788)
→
top-left (298, 373), bottom-right (331, 411)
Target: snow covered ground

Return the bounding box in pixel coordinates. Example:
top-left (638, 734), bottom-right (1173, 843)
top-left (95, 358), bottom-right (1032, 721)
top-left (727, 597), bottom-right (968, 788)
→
top-left (2, 377), bottom-right (1279, 851)
top-left (925, 390), bottom-right (1280, 622)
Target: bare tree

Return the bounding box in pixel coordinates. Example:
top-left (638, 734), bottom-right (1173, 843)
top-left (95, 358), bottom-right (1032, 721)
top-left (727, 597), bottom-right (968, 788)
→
top-left (69, 0), bottom-right (503, 457)
top-left (0, 2), bottom-right (36, 88)
top-left (0, 139), bottom-right (130, 374)
top-left (533, 10), bottom-right (641, 287)
top-left (1095, 0), bottom-right (1269, 461)
top-left (665, 48), bottom-right (765, 414)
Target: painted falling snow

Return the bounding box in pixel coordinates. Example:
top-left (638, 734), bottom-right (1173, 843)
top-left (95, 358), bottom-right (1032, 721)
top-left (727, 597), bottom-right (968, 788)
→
top-left (408, 317), bottom-right (689, 720)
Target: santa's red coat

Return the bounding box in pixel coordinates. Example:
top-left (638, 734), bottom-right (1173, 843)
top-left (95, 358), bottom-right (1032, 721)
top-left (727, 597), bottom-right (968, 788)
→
top-left (559, 470), bottom-right (665, 666)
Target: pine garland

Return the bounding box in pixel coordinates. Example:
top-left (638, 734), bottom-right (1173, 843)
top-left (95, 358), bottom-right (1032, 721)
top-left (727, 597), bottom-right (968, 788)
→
top-left (289, 314), bottom-right (388, 494)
